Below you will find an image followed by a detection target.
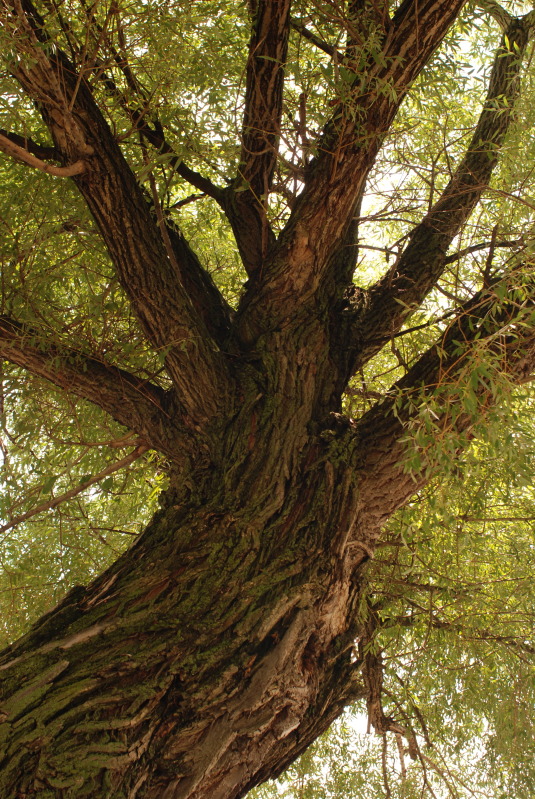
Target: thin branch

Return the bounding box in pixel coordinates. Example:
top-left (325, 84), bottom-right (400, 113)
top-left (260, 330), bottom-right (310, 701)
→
top-left (0, 127), bottom-right (57, 160)
top-left (0, 445), bottom-right (148, 537)
top-left (0, 131), bottom-right (86, 176)
top-left (87, 46), bottom-right (223, 201)
top-left (347, 0), bottom-right (392, 45)
top-left (477, 0), bottom-right (512, 31)
top-left (169, 193), bottom-right (205, 209)
top-left (444, 238), bottom-right (521, 264)
top-left (290, 17), bottom-right (342, 58)
top-left (388, 609), bottom-right (535, 657)
top-left (134, 118), bottom-right (224, 202)
top-left (461, 515), bottom-right (535, 522)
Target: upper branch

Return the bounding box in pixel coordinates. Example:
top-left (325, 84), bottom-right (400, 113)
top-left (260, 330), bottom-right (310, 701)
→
top-left (477, 0), bottom-right (512, 31)
top-left (0, 315), bottom-right (180, 458)
top-left (224, 0), bottom-right (292, 275)
top-left (79, 61), bottom-right (233, 342)
top-left (95, 66), bottom-right (226, 203)
top-left (289, 17), bottom-right (341, 58)
top-left (345, 13), bottom-right (531, 376)
top-left (2, 0), bottom-right (233, 427)
top-left (236, 0), bottom-right (468, 343)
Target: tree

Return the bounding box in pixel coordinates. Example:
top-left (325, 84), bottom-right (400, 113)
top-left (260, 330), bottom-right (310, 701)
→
top-left (0, 0), bottom-right (535, 796)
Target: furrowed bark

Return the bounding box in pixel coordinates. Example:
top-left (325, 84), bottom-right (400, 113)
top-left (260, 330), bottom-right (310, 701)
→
top-left (345, 13), bottom-right (533, 377)
top-left (228, 0), bottom-right (473, 450)
top-left (224, 0), bottom-right (292, 275)
top-left (2, 269), bottom-right (533, 798)
top-left (236, 0), bottom-right (468, 344)
top-left (3, 0), bottom-right (233, 427)
top-left (0, 408), bottom-right (370, 799)
top-left (0, 315), bottom-right (180, 457)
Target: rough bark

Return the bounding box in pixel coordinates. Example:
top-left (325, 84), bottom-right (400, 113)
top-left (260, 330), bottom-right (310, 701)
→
top-left (1, 1), bottom-right (535, 798)
top-left (0, 376), bottom-right (374, 798)
top-left (224, 0), bottom-right (292, 274)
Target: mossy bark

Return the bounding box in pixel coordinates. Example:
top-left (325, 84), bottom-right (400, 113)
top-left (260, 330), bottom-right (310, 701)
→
top-left (0, 408), bottom-right (374, 799)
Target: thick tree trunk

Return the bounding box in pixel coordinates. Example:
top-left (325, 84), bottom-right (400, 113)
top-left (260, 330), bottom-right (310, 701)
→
top-left (0, 401), bottom-right (377, 799)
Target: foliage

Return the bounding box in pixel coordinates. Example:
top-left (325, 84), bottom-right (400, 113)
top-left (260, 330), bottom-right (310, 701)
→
top-left (1, 0), bottom-right (535, 796)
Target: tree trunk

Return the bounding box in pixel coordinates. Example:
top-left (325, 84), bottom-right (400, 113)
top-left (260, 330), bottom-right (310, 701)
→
top-left (2, 2), bottom-right (535, 797)
top-left (0, 406), bottom-right (376, 798)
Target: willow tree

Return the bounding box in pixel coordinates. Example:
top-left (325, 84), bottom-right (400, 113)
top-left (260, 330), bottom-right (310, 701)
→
top-left (1, 0), bottom-right (535, 797)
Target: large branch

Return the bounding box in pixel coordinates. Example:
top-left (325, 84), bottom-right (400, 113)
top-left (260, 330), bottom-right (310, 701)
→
top-left (348, 274), bottom-right (535, 544)
top-left (80, 61), bottom-right (233, 343)
top-left (223, 0), bottom-right (292, 275)
top-left (0, 315), bottom-right (181, 458)
top-left (236, 0), bottom-right (469, 343)
top-left (345, 13), bottom-right (532, 376)
top-left (3, 0), bottom-right (233, 427)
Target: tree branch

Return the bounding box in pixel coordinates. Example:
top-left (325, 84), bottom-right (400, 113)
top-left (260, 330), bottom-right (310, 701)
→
top-left (77, 58), bottom-right (233, 342)
top-left (224, 0), bottom-right (292, 275)
top-left (0, 131), bottom-right (85, 176)
top-left (88, 40), bottom-right (225, 204)
top-left (0, 127), bottom-right (57, 161)
top-left (236, 0), bottom-right (468, 343)
top-left (345, 13), bottom-right (531, 377)
top-left (289, 17), bottom-right (342, 59)
top-left (4, 0), bottom-right (234, 427)
top-left (385, 609), bottom-right (535, 657)
top-left (0, 315), bottom-right (180, 458)
top-left (477, 0), bottom-right (512, 31)
top-left (444, 238), bottom-right (521, 265)
top-left (351, 274), bottom-right (535, 535)
top-left (124, 113), bottom-right (225, 203)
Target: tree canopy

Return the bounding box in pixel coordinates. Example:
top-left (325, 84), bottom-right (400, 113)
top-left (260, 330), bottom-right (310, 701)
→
top-left (0, 1), bottom-right (535, 798)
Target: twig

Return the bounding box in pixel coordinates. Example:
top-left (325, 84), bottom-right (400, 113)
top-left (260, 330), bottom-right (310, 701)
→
top-left (444, 238), bottom-right (520, 265)
top-left (0, 445), bottom-right (148, 536)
